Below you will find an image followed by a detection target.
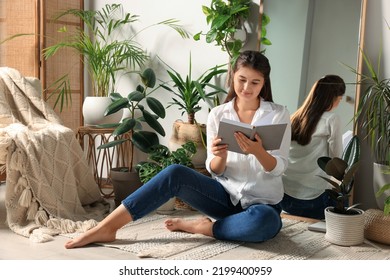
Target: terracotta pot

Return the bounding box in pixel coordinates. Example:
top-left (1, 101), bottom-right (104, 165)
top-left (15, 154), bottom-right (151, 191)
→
top-left (324, 206), bottom-right (365, 246)
top-left (169, 120), bottom-right (207, 168)
top-left (110, 167), bottom-right (142, 208)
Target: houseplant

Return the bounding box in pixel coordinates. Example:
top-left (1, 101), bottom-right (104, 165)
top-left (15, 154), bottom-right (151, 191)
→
top-left (43, 3), bottom-right (189, 124)
top-left (193, 0), bottom-right (251, 61)
top-left (136, 141), bottom-right (197, 213)
top-left (345, 23), bottom-right (390, 245)
top-left (352, 50), bottom-right (390, 210)
top-left (159, 54), bottom-right (227, 167)
top-left (97, 67), bottom-right (166, 206)
top-left (317, 135), bottom-right (364, 246)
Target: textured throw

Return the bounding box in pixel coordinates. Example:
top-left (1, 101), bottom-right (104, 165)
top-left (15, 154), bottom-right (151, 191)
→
top-left (0, 67), bottom-right (110, 242)
top-left (62, 210), bottom-right (390, 260)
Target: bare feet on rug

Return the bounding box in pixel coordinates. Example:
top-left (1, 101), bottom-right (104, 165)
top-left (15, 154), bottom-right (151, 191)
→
top-left (165, 217), bottom-right (214, 237)
top-left (64, 225), bottom-right (116, 249)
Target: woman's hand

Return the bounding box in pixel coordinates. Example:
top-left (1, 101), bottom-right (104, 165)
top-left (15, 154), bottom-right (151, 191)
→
top-left (209, 136), bottom-right (228, 175)
top-left (234, 132), bottom-right (263, 155)
top-left (211, 136), bottom-right (228, 158)
top-left (235, 132), bottom-right (277, 171)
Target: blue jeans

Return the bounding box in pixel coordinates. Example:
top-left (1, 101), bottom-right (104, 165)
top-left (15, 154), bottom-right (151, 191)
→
top-left (281, 192), bottom-right (337, 220)
top-left (122, 164), bottom-right (282, 243)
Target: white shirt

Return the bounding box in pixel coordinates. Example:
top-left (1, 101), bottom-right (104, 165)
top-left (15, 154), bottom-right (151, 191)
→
top-left (205, 98), bottom-right (291, 208)
top-left (282, 111), bottom-right (343, 199)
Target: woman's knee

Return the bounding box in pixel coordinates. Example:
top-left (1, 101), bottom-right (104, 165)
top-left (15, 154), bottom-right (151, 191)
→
top-left (246, 205), bottom-right (282, 242)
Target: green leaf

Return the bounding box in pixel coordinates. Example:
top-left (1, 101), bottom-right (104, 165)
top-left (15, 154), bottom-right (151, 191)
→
top-left (127, 91), bottom-right (144, 102)
top-left (317, 157), bottom-right (331, 172)
top-left (342, 135), bottom-right (360, 167)
top-left (109, 92), bottom-right (123, 102)
top-left (142, 110), bottom-right (165, 136)
top-left (376, 183), bottom-right (390, 197)
top-left (104, 98), bottom-right (128, 116)
top-left (132, 131), bottom-right (160, 153)
top-left (146, 97), bottom-right (166, 118)
top-left (193, 32), bottom-right (201, 41)
top-left (97, 138), bottom-right (128, 149)
top-left (324, 157), bottom-right (348, 181)
top-left (140, 68), bottom-right (156, 88)
top-left (113, 118), bottom-right (136, 136)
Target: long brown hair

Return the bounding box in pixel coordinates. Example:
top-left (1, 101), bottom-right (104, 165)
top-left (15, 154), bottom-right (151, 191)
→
top-left (224, 50), bottom-right (273, 103)
top-left (291, 75), bottom-right (346, 145)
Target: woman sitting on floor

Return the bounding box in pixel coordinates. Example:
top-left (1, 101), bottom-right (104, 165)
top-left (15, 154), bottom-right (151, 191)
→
top-left (64, 50), bottom-right (291, 249)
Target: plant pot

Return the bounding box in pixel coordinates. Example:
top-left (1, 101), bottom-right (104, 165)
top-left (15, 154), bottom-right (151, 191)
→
top-left (364, 208), bottom-right (390, 245)
top-left (169, 120), bottom-right (207, 168)
top-left (83, 96), bottom-right (123, 126)
top-left (373, 163), bottom-right (390, 210)
top-left (110, 167), bottom-right (142, 208)
top-left (324, 206), bottom-right (365, 246)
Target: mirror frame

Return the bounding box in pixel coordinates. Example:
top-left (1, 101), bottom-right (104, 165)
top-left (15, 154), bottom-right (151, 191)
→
top-left (257, 0), bottom-right (367, 134)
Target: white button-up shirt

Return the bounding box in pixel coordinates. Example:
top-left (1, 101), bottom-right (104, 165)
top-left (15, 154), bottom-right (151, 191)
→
top-left (282, 111), bottom-right (343, 199)
top-left (205, 98), bottom-right (291, 208)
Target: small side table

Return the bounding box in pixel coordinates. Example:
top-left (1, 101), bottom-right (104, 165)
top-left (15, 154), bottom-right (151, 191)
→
top-left (76, 126), bottom-right (132, 198)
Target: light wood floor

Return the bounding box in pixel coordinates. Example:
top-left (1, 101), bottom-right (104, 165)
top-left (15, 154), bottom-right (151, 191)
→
top-left (1, 182), bottom-right (389, 260)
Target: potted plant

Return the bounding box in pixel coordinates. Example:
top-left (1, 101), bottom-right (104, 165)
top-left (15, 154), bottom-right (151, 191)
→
top-left (136, 141), bottom-right (197, 213)
top-left (346, 24), bottom-right (390, 245)
top-left (159, 54), bottom-right (227, 167)
top-left (352, 51), bottom-right (390, 208)
top-left (98, 68), bottom-right (166, 207)
top-left (365, 180), bottom-right (390, 245)
top-left (193, 0), bottom-right (251, 61)
top-left (43, 3), bottom-right (189, 124)
top-left (317, 135), bottom-right (364, 246)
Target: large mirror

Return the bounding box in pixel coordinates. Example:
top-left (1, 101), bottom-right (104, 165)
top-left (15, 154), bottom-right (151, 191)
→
top-left (259, 0), bottom-right (366, 133)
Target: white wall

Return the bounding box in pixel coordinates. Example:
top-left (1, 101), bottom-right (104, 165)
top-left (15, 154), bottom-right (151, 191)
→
top-left (87, 0), bottom-right (260, 149)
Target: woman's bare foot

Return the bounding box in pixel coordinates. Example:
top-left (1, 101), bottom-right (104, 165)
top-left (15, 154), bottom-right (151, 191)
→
top-left (64, 204), bottom-right (133, 249)
top-left (165, 217), bottom-right (214, 237)
top-left (64, 224), bottom-right (116, 249)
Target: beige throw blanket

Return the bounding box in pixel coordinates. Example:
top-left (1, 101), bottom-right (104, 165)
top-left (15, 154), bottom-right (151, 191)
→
top-left (0, 67), bottom-right (110, 242)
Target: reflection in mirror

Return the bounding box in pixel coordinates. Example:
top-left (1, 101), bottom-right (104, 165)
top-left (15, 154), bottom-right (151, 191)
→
top-left (259, 0), bottom-right (365, 133)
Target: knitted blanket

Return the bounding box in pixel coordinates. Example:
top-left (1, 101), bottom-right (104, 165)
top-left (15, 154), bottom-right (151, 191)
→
top-left (0, 67), bottom-right (110, 242)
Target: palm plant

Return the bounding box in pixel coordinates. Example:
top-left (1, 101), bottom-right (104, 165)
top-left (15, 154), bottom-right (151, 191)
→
top-left (352, 51), bottom-right (390, 165)
top-left (43, 3), bottom-right (189, 110)
top-left (159, 54), bottom-right (228, 125)
top-left (317, 135), bottom-right (361, 215)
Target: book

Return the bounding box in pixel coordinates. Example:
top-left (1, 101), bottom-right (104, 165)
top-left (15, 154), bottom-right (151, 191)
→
top-left (217, 118), bottom-right (287, 154)
top-left (308, 221), bottom-right (326, 233)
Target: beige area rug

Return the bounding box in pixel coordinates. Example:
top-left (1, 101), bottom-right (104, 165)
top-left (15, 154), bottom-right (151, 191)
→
top-left (62, 210), bottom-right (390, 260)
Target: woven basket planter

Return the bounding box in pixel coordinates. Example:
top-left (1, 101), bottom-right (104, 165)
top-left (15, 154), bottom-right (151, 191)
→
top-left (364, 208), bottom-right (390, 245)
top-left (324, 207), bottom-right (365, 246)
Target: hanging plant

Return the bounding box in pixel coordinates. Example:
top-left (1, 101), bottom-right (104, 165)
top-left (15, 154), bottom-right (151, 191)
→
top-left (194, 0), bottom-right (251, 62)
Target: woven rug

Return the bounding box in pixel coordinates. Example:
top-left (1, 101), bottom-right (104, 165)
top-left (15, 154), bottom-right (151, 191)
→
top-left (62, 210), bottom-right (390, 260)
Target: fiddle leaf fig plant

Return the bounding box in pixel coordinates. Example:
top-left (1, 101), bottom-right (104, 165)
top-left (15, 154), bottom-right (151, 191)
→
top-left (136, 141), bottom-right (197, 184)
top-left (98, 68), bottom-right (166, 171)
top-left (317, 135), bottom-right (361, 215)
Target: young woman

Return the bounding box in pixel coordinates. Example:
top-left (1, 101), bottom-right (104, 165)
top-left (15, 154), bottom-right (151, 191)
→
top-left (64, 50), bottom-right (291, 249)
top-left (281, 75), bottom-right (345, 220)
